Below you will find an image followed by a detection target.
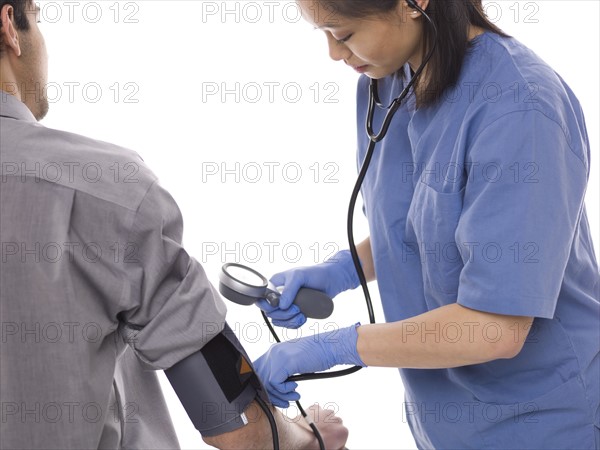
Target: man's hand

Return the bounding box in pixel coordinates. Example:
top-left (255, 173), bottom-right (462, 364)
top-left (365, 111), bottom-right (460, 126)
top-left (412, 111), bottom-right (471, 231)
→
top-left (294, 404), bottom-right (349, 450)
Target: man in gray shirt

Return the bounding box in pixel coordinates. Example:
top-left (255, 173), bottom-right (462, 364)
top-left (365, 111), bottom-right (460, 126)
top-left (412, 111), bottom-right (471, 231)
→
top-left (0, 1), bottom-right (348, 448)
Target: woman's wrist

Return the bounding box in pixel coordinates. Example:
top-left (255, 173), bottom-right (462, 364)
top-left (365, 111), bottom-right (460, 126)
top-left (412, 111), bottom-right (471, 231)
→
top-left (323, 322), bottom-right (367, 368)
top-left (326, 250), bottom-right (362, 292)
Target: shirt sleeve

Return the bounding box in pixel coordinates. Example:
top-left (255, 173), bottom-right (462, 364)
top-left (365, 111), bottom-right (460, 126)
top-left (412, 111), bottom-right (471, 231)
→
top-left (119, 180), bottom-right (227, 370)
top-left (455, 109), bottom-right (588, 318)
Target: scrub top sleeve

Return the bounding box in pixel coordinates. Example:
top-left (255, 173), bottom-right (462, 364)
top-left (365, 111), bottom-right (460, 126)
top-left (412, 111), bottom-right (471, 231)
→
top-left (455, 109), bottom-right (588, 319)
top-left (119, 181), bottom-right (228, 370)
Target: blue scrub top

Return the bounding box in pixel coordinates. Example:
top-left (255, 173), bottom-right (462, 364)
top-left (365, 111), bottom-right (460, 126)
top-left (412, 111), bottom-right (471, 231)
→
top-left (356, 31), bottom-right (600, 449)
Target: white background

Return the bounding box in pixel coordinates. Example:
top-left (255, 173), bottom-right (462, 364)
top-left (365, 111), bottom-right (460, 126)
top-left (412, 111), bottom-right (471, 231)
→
top-left (37, 1), bottom-right (599, 449)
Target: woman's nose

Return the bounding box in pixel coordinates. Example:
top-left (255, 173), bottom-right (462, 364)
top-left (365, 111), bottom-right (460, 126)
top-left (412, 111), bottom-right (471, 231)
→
top-left (326, 33), bottom-right (352, 62)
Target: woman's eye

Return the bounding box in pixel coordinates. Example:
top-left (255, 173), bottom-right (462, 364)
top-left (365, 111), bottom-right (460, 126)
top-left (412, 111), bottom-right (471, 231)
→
top-left (337, 34), bottom-right (353, 44)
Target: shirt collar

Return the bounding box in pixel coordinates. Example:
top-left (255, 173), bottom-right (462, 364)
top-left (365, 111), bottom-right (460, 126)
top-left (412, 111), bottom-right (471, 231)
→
top-left (0, 90), bottom-right (37, 123)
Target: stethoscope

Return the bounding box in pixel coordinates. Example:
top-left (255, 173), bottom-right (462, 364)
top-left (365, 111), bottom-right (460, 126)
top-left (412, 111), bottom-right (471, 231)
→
top-left (220, 0), bottom-right (438, 377)
top-left (218, 2), bottom-right (438, 448)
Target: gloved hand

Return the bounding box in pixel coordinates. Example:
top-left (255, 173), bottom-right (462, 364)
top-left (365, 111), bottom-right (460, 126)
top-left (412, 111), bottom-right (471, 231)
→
top-left (253, 323), bottom-right (366, 408)
top-left (257, 250), bottom-right (361, 328)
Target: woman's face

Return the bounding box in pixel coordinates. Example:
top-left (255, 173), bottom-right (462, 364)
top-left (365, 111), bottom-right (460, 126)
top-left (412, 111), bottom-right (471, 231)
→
top-left (297, 0), bottom-right (427, 79)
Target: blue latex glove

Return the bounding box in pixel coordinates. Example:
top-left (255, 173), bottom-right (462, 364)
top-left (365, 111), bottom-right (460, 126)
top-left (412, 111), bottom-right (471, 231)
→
top-left (257, 250), bottom-right (361, 328)
top-left (253, 323), bottom-right (366, 408)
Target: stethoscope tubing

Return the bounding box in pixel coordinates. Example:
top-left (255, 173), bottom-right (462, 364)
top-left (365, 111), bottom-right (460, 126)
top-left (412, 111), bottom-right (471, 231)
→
top-left (287, 5), bottom-right (438, 382)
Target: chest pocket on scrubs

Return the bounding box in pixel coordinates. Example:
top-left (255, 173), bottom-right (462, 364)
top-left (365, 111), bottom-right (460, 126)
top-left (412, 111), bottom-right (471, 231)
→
top-left (406, 182), bottom-right (465, 304)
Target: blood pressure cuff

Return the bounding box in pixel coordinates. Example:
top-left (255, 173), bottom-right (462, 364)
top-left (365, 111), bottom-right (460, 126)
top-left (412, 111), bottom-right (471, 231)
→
top-left (164, 323), bottom-right (268, 437)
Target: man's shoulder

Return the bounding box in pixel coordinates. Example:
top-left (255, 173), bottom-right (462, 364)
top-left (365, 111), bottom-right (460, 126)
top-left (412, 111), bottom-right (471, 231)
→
top-left (1, 118), bottom-right (158, 212)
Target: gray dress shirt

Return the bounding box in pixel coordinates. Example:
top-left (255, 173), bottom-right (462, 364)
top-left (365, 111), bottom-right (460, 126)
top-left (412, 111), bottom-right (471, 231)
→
top-left (1, 90), bottom-right (228, 449)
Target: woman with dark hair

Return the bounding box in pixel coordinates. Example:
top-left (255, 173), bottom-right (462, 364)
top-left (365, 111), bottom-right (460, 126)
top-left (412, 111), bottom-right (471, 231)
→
top-left (254, 1), bottom-right (600, 448)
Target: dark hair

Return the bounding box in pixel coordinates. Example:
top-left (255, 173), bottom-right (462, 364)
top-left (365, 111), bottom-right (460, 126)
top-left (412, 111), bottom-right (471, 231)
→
top-left (0, 0), bottom-right (32, 55)
top-left (321, 0), bottom-right (510, 108)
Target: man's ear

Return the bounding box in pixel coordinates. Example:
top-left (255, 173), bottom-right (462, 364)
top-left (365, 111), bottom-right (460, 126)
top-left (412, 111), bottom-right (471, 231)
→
top-left (0, 4), bottom-right (22, 57)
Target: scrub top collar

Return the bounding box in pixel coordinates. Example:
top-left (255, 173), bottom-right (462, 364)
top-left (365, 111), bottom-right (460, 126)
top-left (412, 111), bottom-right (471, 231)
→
top-left (0, 89), bottom-right (37, 123)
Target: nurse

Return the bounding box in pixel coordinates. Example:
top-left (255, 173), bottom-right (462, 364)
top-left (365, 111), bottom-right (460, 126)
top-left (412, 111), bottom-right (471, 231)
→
top-left (253, 0), bottom-right (600, 448)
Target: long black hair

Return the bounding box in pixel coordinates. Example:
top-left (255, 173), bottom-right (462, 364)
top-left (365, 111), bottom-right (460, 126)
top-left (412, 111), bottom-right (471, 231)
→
top-left (321, 0), bottom-right (510, 108)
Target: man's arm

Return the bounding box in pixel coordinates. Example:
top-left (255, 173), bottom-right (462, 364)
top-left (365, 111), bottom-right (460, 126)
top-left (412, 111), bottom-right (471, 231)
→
top-left (164, 322), bottom-right (348, 449)
top-left (116, 180), bottom-right (348, 448)
top-left (203, 402), bottom-right (348, 450)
